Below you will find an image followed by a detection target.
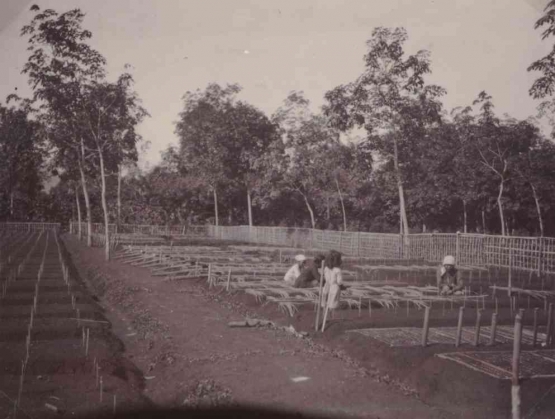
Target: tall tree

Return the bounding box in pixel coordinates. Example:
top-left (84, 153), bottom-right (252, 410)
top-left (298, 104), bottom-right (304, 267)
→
top-left (79, 74), bottom-right (147, 259)
top-left (273, 92), bottom-right (340, 228)
top-left (176, 83), bottom-right (280, 227)
top-left (514, 137), bottom-right (555, 236)
top-left (529, 0), bottom-right (555, 101)
top-left (221, 100), bottom-right (281, 227)
top-left (175, 84), bottom-right (240, 226)
top-left (324, 27), bottom-right (445, 236)
top-left (472, 92), bottom-right (537, 236)
top-left (21, 6), bottom-right (107, 245)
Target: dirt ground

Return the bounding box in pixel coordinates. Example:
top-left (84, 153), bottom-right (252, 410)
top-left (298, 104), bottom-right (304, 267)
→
top-left (61, 235), bottom-right (555, 418)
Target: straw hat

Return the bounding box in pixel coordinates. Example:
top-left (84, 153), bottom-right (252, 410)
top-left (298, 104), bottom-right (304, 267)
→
top-left (443, 255), bottom-right (455, 266)
top-left (294, 254), bottom-right (307, 262)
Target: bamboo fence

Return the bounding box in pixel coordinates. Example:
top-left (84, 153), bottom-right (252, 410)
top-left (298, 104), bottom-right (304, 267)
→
top-left (0, 222), bottom-right (61, 232)
top-left (68, 222), bottom-right (555, 274)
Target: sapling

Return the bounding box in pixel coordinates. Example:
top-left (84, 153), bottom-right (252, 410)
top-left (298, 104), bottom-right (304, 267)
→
top-left (85, 328), bottom-right (90, 356)
top-left (17, 361), bottom-right (24, 409)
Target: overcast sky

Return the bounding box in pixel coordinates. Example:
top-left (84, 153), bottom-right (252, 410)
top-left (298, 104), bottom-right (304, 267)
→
top-left (0, 0), bottom-right (552, 168)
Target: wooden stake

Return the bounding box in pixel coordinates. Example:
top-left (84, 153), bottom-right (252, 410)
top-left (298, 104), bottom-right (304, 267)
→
top-left (113, 394), bottom-right (117, 416)
top-left (321, 304), bottom-right (330, 332)
top-left (17, 361), bottom-right (24, 408)
top-left (474, 309), bottom-right (482, 347)
top-left (489, 312), bottom-right (498, 346)
top-left (315, 260), bottom-right (325, 332)
top-left (100, 376), bottom-right (103, 403)
top-left (456, 306), bottom-right (464, 347)
top-left (533, 308), bottom-right (539, 347)
top-left (226, 267), bottom-right (232, 292)
top-left (421, 305), bottom-right (431, 347)
top-left (85, 328), bottom-right (90, 357)
top-left (547, 303), bottom-right (553, 347)
top-left (512, 311), bottom-right (523, 419)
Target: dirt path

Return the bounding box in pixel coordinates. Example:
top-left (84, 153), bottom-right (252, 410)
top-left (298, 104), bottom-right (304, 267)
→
top-left (64, 235), bottom-right (458, 418)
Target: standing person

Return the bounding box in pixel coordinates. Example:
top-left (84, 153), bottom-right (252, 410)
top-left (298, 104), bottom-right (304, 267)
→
top-left (437, 255), bottom-right (464, 295)
top-left (284, 254), bottom-right (306, 286)
top-left (294, 254), bottom-right (325, 288)
top-left (321, 250), bottom-right (344, 309)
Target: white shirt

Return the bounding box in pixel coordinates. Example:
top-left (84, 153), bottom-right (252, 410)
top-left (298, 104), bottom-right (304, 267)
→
top-left (322, 267), bottom-right (343, 309)
top-left (284, 264), bottom-right (301, 285)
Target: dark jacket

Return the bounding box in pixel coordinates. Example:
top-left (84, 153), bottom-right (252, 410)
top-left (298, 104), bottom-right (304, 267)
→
top-left (294, 260), bottom-right (322, 288)
top-left (437, 266), bottom-right (463, 291)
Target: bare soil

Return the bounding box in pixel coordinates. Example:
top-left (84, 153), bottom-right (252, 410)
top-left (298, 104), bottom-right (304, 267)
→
top-left (13, 234), bottom-right (553, 419)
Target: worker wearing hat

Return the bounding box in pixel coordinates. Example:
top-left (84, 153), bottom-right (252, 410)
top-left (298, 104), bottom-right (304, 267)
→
top-left (284, 254), bottom-right (307, 286)
top-left (437, 255), bottom-right (464, 296)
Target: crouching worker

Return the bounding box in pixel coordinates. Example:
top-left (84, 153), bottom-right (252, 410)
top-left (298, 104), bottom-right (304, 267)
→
top-left (294, 254), bottom-right (325, 288)
top-left (284, 254), bottom-right (307, 286)
top-left (437, 255), bottom-right (464, 295)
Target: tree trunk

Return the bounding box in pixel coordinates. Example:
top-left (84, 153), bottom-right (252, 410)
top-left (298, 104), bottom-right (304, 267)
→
top-left (77, 154), bottom-right (92, 247)
top-left (75, 187), bottom-right (82, 241)
top-left (301, 193), bottom-right (316, 229)
top-left (326, 196), bottom-right (330, 221)
top-left (497, 179), bottom-right (506, 236)
top-left (335, 177), bottom-right (347, 232)
top-left (482, 209), bottom-right (486, 234)
top-left (98, 148), bottom-right (111, 261)
top-left (117, 164), bottom-right (122, 227)
top-left (463, 199), bottom-right (468, 234)
top-left (247, 188), bottom-right (253, 227)
top-left (530, 183), bottom-right (544, 237)
top-left (213, 188), bottom-right (219, 226)
top-left (393, 136), bottom-right (410, 238)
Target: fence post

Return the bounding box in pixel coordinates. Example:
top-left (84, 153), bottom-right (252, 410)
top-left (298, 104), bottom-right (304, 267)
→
top-left (357, 232), bottom-right (361, 258)
top-left (508, 243), bottom-right (513, 297)
top-left (456, 232), bottom-right (461, 265)
top-left (538, 237), bottom-right (544, 283)
top-left (339, 231), bottom-right (343, 254)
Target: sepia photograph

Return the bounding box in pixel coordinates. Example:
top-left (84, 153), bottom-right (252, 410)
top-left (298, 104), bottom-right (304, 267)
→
top-left (1, 0), bottom-right (555, 417)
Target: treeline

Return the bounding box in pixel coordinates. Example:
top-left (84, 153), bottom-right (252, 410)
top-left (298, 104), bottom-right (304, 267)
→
top-left (3, 6), bottom-right (555, 261)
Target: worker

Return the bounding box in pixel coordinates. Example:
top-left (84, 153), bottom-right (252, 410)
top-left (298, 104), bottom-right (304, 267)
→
top-left (321, 250), bottom-right (345, 309)
top-left (437, 255), bottom-right (464, 295)
top-left (284, 254), bottom-right (306, 286)
top-left (294, 254), bottom-right (325, 288)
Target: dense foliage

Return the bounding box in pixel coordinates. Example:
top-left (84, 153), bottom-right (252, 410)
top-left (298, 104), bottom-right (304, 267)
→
top-left (3, 5), bottom-right (555, 239)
